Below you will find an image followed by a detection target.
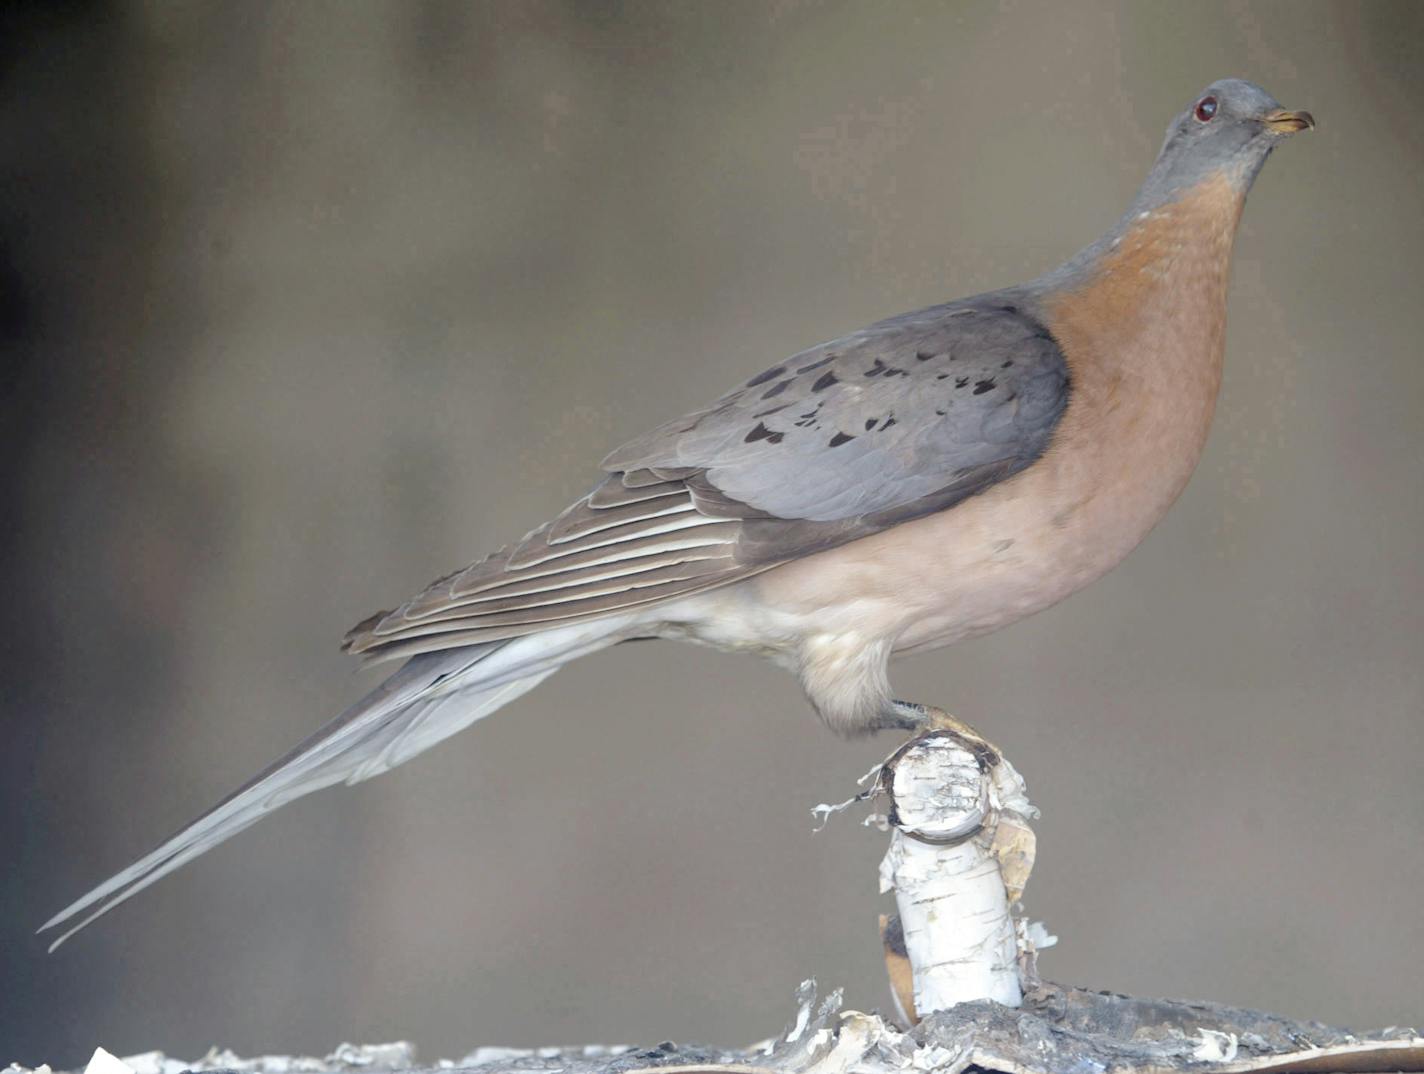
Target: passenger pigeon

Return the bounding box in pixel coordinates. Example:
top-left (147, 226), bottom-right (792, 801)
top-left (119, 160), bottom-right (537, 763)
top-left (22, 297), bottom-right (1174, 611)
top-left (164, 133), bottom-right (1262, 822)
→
top-left (43, 79), bottom-right (1313, 947)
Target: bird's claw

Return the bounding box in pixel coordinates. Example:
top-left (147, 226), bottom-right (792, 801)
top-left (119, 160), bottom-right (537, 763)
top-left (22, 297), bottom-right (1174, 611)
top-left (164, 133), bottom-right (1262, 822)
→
top-left (889, 700), bottom-right (1001, 766)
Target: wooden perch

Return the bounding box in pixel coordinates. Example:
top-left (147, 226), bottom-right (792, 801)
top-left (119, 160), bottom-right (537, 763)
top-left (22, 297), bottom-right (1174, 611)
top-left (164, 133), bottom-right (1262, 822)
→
top-left (872, 728), bottom-right (1045, 1019)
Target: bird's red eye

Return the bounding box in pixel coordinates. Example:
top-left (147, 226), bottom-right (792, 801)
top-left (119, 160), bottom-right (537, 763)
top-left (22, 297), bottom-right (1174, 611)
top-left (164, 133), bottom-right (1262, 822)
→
top-left (1194, 96), bottom-right (1218, 122)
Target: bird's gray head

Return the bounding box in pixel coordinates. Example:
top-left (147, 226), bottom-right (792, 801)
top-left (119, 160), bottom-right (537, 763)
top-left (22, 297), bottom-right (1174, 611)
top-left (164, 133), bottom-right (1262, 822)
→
top-left (1134, 79), bottom-right (1313, 212)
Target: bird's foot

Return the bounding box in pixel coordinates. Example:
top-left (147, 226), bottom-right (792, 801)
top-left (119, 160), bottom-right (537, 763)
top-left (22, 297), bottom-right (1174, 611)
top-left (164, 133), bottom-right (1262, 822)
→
top-left (887, 700), bottom-right (1001, 766)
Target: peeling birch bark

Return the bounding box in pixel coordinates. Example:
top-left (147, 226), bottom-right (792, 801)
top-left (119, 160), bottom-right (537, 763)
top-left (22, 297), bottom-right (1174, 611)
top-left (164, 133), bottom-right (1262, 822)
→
top-left (873, 729), bottom-right (1049, 1019)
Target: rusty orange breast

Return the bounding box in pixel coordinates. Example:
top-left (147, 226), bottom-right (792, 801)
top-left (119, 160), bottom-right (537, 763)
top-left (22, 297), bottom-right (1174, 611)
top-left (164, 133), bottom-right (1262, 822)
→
top-left (1038, 173), bottom-right (1248, 527)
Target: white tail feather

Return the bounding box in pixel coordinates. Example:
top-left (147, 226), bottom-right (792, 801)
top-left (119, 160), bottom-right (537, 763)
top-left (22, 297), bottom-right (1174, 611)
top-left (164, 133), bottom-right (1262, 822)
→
top-left (40, 618), bottom-right (628, 949)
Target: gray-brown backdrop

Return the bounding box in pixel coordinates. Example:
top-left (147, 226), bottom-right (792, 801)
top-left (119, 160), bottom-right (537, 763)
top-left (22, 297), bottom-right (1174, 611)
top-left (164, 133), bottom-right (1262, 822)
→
top-left (4, 0), bottom-right (1422, 1066)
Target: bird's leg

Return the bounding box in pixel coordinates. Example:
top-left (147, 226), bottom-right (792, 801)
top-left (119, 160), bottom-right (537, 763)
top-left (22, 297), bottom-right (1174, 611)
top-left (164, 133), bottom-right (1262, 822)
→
top-left (886, 700), bottom-right (1001, 766)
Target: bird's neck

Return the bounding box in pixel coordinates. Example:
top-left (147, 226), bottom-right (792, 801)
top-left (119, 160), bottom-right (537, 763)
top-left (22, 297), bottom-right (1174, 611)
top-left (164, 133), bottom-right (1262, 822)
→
top-left (1038, 171), bottom-right (1249, 374)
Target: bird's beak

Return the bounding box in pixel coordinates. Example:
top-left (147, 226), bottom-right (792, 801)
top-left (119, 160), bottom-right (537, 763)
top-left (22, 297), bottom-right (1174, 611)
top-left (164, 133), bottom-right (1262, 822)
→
top-left (1263, 108), bottom-right (1315, 134)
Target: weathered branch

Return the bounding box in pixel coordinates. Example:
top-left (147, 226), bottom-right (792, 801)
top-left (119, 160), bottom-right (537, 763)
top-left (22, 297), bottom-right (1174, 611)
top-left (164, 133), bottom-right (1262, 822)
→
top-left (27, 981), bottom-right (1424, 1074)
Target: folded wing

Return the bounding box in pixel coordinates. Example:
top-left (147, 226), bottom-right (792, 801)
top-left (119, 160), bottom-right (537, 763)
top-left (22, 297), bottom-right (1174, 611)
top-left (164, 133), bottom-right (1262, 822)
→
top-left (344, 293), bottom-right (1070, 661)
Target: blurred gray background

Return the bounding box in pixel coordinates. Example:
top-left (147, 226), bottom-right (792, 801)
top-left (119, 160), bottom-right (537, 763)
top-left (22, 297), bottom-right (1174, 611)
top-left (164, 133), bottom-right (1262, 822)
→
top-left (3, 0), bottom-right (1422, 1066)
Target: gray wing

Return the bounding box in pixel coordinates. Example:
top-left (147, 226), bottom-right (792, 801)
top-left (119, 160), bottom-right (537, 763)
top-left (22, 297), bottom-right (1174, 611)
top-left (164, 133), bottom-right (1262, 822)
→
top-left (344, 293), bottom-right (1069, 661)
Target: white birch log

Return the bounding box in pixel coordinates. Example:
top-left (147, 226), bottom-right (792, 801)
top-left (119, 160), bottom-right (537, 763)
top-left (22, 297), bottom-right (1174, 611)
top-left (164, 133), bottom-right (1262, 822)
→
top-left (875, 730), bottom-right (1043, 1016)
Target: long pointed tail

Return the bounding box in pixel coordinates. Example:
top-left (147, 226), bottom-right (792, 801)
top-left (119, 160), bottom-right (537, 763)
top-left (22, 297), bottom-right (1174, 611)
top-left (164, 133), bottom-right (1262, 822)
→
top-left (39, 621), bottom-right (621, 950)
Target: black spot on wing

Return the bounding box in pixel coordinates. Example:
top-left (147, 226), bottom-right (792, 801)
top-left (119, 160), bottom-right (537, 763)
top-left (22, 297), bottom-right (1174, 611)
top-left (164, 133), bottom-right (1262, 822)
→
top-left (812, 371), bottom-right (839, 392)
top-left (796, 354), bottom-right (836, 374)
top-left (973, 378), bottom-right (997, 395)
top-left (746, 366), bottom-right (785, 387)
top-left (828, 432), bottom-right (856, 447)
top-left (744, 422), bottom-right (785, 444)
top-left (864, 357), bottom-right (908, 379)
top-left (761, 378), bottom-right (793, 399)
top-left (793, 401), bottom-right (824, 429)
